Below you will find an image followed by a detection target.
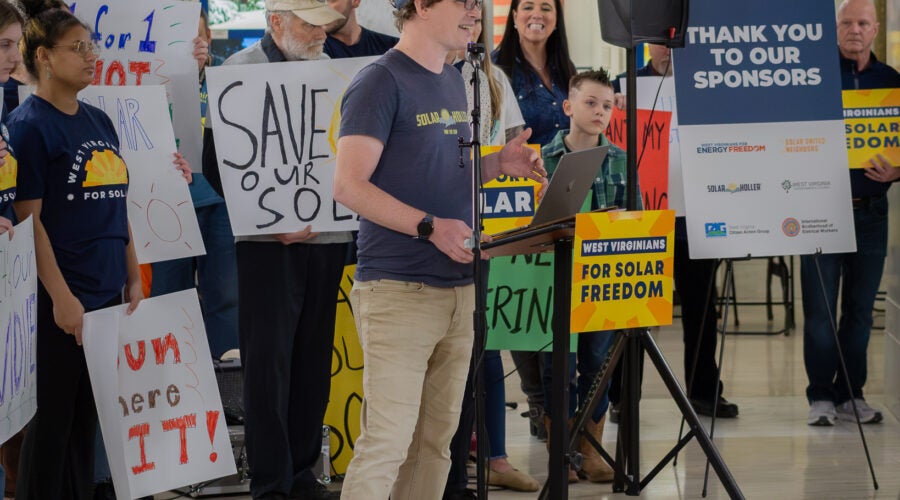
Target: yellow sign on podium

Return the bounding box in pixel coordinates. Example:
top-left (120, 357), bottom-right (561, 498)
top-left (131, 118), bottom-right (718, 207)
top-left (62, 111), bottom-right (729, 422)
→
top-left (571, 210), bottom-right (675, 333)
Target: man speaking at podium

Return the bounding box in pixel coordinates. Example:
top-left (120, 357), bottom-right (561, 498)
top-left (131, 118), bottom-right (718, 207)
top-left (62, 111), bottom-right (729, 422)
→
top-left (333, 1), bottom-right (546, 498)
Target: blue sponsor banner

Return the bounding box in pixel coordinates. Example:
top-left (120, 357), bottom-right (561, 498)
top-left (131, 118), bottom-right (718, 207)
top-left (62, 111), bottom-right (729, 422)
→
top-left (674, 0), bottom-right (843, 126)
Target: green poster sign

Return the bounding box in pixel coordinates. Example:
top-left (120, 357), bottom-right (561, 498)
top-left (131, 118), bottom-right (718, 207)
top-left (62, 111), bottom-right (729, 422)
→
top-left (485, 253), bottom-right (578, 352)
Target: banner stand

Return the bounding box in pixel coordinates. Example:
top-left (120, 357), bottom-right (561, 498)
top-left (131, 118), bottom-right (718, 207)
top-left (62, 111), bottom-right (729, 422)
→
top-left (810, 252), bottom-right (879, 489)
top-left (534, 46), bottom-right (744, 500)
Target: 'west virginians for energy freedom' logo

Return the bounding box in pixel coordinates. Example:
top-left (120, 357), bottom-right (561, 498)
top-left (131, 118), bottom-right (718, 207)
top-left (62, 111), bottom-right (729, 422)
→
top-left (696, 141), bottom-right (766, 154)
top-left (705, 222), bottom-right (727, 238)
top-left (782, 217), bottom-right (801, 237)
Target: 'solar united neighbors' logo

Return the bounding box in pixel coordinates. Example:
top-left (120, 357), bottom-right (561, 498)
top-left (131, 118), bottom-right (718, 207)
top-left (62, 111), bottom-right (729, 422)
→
top-left (82, 149), bottom-right (128, 187)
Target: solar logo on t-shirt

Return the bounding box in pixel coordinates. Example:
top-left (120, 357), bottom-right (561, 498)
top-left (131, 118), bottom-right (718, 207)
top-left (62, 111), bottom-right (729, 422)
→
top-left (0, 124), bottom-right (16, 205)
top-left (67, 140), bottom-right (128, 202)
top-left (82, 149), bottom-right (128, 187)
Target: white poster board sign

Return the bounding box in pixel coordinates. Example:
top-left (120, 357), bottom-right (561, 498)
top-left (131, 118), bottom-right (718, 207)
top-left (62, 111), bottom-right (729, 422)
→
top-left (80, 85), bottom-right (205, 263)
top-left (206, 56), bottom-right (377, 236)
top-left (673, 0), bottom-right (855, 258)
top-left (19, 84), bottom-right (207, 264)
top-left (83, 289), bottom-right (235, 499)
top-left (0, 217), bottom-right (36, 445)
top-left (69, 0), bottom-right (203, 172)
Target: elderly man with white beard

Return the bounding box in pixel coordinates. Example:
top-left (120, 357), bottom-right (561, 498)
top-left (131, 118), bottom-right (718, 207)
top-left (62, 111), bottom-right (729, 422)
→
top-left (200, 1), bottom-right (347, 499)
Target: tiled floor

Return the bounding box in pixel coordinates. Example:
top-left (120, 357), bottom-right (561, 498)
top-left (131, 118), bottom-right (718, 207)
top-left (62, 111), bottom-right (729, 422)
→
top-left (164, 259), bottom-right (900, 499)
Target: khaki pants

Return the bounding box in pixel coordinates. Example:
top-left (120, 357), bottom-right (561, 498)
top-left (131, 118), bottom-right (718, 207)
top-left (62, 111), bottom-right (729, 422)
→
top-left (341, 279), bottom-right (474, 500)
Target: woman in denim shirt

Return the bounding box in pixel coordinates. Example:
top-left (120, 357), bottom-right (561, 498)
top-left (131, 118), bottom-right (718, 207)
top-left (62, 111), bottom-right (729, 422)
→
top-left (493, 0), bottom-right (575, 148)
top-left (490, 0), bottom-right (578, 465)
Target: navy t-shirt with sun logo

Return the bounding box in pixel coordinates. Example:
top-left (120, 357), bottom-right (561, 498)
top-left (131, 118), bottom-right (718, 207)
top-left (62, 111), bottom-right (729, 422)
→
top-left (0, 122), bottom-right (17, 215)
top-left (9, 95), bottom-right (130, 309)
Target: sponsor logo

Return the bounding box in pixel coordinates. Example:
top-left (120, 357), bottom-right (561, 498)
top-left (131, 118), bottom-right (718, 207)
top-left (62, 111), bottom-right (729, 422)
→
top-left (784, 137), bottom-right (826, 153)
top-left (697, 142), bottom-right (766, 154)
top-left (782, 218), bottom-right (800, 237)
top-left (707, 182), bottom-right (762, 194)
top-left (705, 222), bottom-right (727, 238)
top-left (781, 179), bottom-right (831, 193)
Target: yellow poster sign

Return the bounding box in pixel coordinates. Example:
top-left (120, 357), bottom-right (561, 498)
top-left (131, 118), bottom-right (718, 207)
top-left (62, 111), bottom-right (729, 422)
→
top-left (843, 89), bottom-right (900, 168)
top-left (570, 210), bottom-right (675, 333)
top-left (480, 145), bottom-right (542, 235)
top-left (325, 265), bottom-right (363, 475)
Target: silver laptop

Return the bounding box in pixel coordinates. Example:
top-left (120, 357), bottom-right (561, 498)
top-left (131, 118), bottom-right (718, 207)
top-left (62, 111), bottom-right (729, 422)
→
top-left (490, 145), bottom-right (610, 238)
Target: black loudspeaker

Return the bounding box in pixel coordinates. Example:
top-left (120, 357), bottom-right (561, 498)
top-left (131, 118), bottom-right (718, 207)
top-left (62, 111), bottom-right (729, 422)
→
top-left (597, 0), bottom-right (690, 49)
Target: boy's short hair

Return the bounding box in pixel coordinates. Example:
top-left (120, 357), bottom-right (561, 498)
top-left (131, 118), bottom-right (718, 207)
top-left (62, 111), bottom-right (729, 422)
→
top-left (569, 69), bottom-right (614, 94)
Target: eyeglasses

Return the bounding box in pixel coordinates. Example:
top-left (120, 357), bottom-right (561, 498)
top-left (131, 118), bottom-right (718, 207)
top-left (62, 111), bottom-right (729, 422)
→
top-left (52, 40), bottom-right (98, 57)
top-left (456, 0), bottom-right (482, 11)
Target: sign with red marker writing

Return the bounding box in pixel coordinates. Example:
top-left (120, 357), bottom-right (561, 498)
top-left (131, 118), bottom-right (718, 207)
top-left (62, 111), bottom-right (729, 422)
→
top-left (83, 289), bottom-right (235, 499)
top-left (69, 0), bottom-right (203, 176)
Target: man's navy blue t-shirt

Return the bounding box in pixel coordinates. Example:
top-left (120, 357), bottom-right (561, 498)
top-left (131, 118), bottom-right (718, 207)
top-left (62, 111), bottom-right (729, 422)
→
top-left (340, 49), bottom-right (473, 287)
top-left (9, 95), bottom-right (129, 309)
top-left (325, 27), bottom-right (398, 59)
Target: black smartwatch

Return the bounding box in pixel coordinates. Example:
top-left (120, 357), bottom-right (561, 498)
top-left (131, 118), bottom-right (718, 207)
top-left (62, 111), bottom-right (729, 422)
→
top-left (416, 214), bottom-right (434, 240)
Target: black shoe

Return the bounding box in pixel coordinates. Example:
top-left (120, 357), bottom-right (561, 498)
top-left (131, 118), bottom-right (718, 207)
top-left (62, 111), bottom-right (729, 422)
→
top-left (290, 482), bottom-right (339, 500)
top-left (443, 488), bottom-right (477, 500)
top-left (690, 397), bottom-right (739, 418)
top-left (609, 403), bottom-right (620, 424)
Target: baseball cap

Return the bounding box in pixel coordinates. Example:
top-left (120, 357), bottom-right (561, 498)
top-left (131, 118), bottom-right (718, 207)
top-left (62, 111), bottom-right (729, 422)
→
top-left (392, 0), bottom-right (412, 8)
top-left (265, 0), bottom-right (345, 26)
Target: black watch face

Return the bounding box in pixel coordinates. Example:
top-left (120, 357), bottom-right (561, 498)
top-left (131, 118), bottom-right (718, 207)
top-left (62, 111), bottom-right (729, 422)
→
top-left (418, 219), bottom-right (433, 238)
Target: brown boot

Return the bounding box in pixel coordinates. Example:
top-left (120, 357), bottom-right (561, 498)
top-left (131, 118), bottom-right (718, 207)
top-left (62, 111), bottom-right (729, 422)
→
top-left (580, 416), bottom-right (614, 482)
top-left (543, 416), bottom-right (579, 483)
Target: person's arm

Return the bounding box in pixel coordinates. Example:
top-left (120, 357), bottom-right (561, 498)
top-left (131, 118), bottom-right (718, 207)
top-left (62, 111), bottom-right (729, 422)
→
top-left (124, 222), bottom-right (143, 315)
top-left (14, 199), bottom-right (86, 342)
top-left (334, 134), bottom-right (476, 264)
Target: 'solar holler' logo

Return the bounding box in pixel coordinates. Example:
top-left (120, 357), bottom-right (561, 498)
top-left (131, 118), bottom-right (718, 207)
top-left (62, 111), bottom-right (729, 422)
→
top-left (82, 149), bottom-right (128, 187)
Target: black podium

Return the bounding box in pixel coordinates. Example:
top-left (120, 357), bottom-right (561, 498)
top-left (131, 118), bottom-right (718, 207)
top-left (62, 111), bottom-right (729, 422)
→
top-left (484, 219), bottom-right (578, 497)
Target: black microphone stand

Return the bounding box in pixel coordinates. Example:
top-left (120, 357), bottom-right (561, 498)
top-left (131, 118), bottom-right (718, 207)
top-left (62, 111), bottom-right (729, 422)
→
top-left (458, 41), bottom-right (489, 500)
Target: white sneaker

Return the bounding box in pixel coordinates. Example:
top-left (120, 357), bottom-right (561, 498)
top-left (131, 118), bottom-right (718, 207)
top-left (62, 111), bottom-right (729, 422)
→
top-left (807, 400), bottom-right (836, 426)
top-left (835, 399), bottom-right (883, 424)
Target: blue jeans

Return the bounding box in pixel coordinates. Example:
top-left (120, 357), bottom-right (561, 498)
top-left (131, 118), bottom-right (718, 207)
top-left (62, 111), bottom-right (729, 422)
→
top-left (150, 202), bottom-right (238, 359)
top-left (800, 195), bottom-right (887, 405)
top-left (542, 331), bottom-right (616, 422)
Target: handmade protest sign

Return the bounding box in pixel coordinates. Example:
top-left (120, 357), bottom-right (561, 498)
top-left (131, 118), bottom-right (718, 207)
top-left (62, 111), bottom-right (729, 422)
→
top-left (69, 0), bottom-right (202, 171)
top-left (673, 0), bottom-right (855, 258)
top-left (843, 89), bottom-right (900, 168)
top-left (83, 289), bottom-right (235, 499)
top-left (79, 85), bottom-right (205, 264)
top-left (0, 218), bottom-right (36, 445)
top-left (605, 108), bottom-right (671, 210)
top-left (325, 265), bottom-right (362, 475)
top-left (205, 57), bottom-right (378, 236)
top-left (571, 210), bottom-right (674, 333)
top-left (486, 253), bottom-right (577, 351)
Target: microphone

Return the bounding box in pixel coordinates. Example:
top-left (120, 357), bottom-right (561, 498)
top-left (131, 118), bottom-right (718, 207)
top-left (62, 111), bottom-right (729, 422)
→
top-left (466, 42), bottom-right (485, 64)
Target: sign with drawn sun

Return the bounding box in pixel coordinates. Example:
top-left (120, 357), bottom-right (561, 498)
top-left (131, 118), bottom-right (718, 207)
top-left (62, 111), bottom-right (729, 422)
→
top-left (79, 85), bottom-right (205, 264)
top-left (205, 57), bottom-right (378, 236)
top-left (68, 0), bottom-right (202, 177)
